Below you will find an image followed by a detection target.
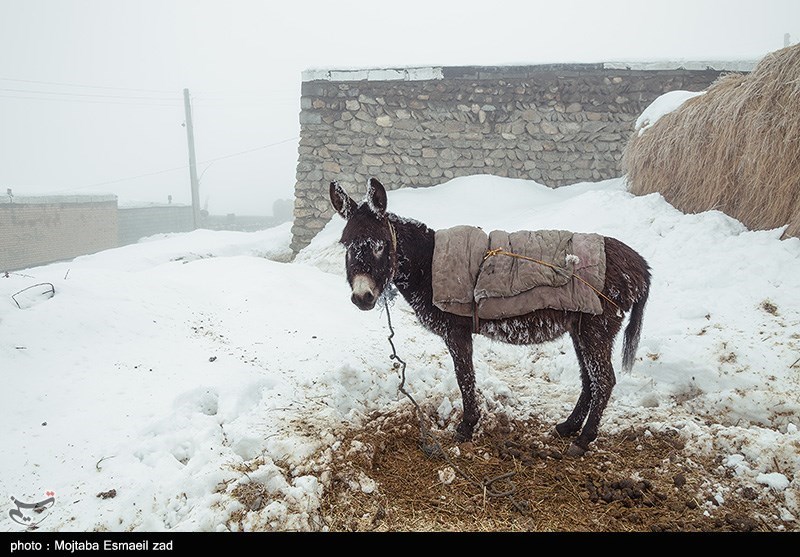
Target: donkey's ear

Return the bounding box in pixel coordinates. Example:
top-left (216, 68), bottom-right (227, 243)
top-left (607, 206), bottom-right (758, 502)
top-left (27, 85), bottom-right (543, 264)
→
top-left (367, 177), bottom-right (387, 216)
top-left (330, 181), bottom-right (357, 219)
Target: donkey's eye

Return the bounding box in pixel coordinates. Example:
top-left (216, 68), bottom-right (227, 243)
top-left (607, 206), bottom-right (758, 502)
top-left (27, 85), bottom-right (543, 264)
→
top-left (372, 242), bottom-right (385, 257)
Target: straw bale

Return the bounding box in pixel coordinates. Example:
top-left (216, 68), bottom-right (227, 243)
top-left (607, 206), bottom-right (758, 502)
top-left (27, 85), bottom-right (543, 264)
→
top-left (623, 44), bottom-right (800, 239)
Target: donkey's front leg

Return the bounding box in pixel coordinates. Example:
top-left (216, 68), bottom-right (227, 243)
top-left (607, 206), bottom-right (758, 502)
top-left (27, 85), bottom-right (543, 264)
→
top-left (445, 326), bottom-right (478, 442)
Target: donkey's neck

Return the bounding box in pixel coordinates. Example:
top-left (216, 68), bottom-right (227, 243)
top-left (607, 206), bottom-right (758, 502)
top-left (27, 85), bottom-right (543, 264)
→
top-left (388, 214), bottom-right (435, 313)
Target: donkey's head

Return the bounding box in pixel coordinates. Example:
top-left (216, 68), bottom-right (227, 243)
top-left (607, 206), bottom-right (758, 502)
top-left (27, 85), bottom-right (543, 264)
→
top-left (330, 178), bottom-right (397, 311)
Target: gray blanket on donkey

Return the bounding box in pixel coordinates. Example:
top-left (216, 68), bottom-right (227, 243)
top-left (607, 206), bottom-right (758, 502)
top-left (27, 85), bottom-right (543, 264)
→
top-left (432, 225), bottom-right (607, 320)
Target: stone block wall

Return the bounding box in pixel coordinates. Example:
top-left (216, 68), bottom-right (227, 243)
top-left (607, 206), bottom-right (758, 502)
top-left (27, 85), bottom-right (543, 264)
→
top-left (2, 198), bottom-right (200, 271)
top-left (0, 196), bottom-right (118, 271)
top-left (117, 205), bottom-right (194, 246)
top-left (291, 62), bottom-right (752, 252)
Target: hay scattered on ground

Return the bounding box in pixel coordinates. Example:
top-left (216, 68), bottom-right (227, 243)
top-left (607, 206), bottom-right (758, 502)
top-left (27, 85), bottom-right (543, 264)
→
top-left (623, 44), bottom-right (800, 239)
top-left (317, 410), bottom-right (789, 532)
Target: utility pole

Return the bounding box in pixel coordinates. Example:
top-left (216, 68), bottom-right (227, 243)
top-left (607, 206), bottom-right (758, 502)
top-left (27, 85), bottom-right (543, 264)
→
top-left (183, 88), bottom-right (201, 229)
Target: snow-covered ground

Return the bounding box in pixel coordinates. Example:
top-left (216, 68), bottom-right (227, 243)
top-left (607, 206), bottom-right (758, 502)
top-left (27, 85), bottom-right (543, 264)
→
top-left (2, 175), bottom-right (799, 532)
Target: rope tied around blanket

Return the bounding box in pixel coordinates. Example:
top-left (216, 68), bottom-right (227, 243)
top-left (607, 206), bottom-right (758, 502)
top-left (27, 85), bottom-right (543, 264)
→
top-left (483, 247), bottom-right (622, 315)
top-left (381, 290), bottom-right (529, 514)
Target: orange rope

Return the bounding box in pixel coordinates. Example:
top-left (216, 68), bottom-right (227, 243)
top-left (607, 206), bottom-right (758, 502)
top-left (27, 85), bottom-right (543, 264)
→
top-left (482, 248), bottom-right (622, 313)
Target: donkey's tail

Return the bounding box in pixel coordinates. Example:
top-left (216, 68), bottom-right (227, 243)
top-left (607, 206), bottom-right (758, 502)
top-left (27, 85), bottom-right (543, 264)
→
top-left (622, 282), bottom-right (649, 373)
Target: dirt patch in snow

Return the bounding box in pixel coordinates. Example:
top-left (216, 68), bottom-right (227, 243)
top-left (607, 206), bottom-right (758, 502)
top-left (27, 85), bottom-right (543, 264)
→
top-left (317, 410), bottom-right (793, 532)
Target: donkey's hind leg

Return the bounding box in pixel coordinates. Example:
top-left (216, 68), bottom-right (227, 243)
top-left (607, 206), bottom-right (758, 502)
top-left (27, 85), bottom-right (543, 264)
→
top-left (572, 355), bottom-right (615, 457)
top-left (560, 326), bottom-right (617, 457)
top-left (555, 330), bottom-right (592, 439)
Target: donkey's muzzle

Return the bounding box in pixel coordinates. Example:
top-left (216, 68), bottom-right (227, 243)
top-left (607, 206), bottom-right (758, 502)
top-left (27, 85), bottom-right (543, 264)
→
top-left (350, 274), bottom-right (379, 311)
top-left (351, 291), bottom-right (377, 311)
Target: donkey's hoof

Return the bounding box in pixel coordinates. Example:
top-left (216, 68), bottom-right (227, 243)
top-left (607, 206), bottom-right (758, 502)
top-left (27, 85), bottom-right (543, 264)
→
top-left (564, 442), bottom-right (587, 458)
top-left (554, 423), bottom-right (579, 439)
top-left (454, 421), bottom-right (474, 443)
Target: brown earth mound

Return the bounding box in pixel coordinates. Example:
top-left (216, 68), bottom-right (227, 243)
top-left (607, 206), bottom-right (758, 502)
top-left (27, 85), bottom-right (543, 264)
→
top-left (315, 410), bottom-right (792, 532)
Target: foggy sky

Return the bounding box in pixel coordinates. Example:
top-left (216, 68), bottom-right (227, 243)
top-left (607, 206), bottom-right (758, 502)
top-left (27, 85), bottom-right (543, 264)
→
top-left (1, 0), bottom-right (797, 216)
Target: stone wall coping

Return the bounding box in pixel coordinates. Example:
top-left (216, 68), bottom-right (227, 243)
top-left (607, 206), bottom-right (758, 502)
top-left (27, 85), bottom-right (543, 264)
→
top-left (1, 194), bottom-right (118, 205)
top-left (302, 60), bottom-right (757, 82)
top-left (118, 202), bottom-right (191, 210)
top-left (302, 67), bottom-right (444, 82)
top-left (603, 60), bottom-right (757, 71)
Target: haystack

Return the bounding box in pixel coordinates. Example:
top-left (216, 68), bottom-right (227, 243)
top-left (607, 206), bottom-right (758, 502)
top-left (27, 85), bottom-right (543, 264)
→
top-left (622, 44), bottom-right (800, 239)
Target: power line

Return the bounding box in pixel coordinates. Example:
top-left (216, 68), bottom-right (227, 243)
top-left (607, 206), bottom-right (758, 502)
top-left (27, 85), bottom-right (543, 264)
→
top-left (192, 98), bottom-right (299, 108)
top-left (0, 90), bottom-right (296, 107)
top-left (0, 76), bottom-right (177, 94)
top-left (0, 77), bottom-right (292, 100)
top-left (0, 87), bottom-right (181, 101)
top-left (0, 79), bottom-right (296, 106)
top-left (0, 94), bottom-right (182, 107)
top-left (46, 136), bottom-right (300, 193)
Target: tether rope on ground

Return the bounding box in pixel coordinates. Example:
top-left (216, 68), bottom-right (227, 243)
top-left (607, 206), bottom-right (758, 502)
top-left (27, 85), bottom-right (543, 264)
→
top-left (381, 289), bottom-right (528, 513)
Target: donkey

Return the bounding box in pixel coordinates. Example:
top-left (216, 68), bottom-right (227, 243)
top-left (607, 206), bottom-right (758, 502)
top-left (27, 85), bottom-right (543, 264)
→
top-left (330, 178), bottom-right (651, 456)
